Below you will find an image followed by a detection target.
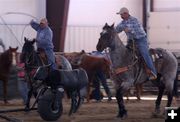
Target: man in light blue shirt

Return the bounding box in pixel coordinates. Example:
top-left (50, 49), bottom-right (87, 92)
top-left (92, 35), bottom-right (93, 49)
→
top-left (30, 18), bottom-right (57, 70)
top-left (115, 7), bottom-right (157, 80)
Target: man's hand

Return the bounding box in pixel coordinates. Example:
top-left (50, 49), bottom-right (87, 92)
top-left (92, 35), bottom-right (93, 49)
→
top-left (29, 19), bottom-right (34, 24)
top-left (124, 28), bottom-right (129, 33)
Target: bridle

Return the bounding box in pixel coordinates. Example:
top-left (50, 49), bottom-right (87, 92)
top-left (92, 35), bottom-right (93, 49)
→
top-left (100, 28), bottom-right (140, 83)
top-left (25, 51), bottom-right (35, 66)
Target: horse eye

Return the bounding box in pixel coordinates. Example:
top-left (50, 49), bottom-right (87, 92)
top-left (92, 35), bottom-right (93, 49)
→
top-left (103, 33), bottom-right (110, 39)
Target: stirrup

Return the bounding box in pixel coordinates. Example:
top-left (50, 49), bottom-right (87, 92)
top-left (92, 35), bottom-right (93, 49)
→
top-left (148, 71), bottom-right (157, 80)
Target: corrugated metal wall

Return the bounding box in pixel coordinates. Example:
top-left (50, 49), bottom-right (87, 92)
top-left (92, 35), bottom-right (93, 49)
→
top-left (64, 25), bottom-right (127, 52)
top-left (0, 0), bottom-right (45, 52)
top-left (0, 24), bottom-right (36, 52)
top-left (148, 12), bottom-right (180, 51)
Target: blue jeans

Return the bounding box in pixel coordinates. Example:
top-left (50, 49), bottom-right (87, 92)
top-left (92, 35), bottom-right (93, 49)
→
top-left (18, 78), bottom-right (28, 104)
top-left (135, 37), bottom-right (156, 74)
top-left (92, 78), bottom-right (102, 101)
top-left (45, 49), bottom-right (57, 70)
top-left (92, 71), bottom-right (112, 100)
top-left (96, 71), bottom-right (111, 97)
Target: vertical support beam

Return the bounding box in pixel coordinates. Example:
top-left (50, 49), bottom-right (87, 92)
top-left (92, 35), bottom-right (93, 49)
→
top-left (143, 0), bottom-right (147, 32)
top-left (150, 0), bottom-right (154, 12)
top-left (46, 0), bottom-right (69, 52)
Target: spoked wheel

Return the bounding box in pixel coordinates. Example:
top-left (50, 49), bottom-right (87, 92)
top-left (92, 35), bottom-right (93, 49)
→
top-left (37, 90), bottom-right (63, 121)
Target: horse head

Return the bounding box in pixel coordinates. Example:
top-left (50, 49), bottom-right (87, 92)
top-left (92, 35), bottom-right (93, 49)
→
top-left (70, 50), bottom-right (86, 65)
top-left (8, 46), bottom-right (18, 66)
top-left (96, 23), bottom-right (116, 52)
top-left (20, 37), bottom-right (36, 64)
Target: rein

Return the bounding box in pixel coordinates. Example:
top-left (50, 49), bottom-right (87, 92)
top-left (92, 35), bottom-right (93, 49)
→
top-left (104, 39), bottom-right (142, 84)
top-left (114, 59), bottom-right (138, 75)
top-left (25, 51), bottom-right (47, 69)
top-left (104, 40), bottom-right (138, 76)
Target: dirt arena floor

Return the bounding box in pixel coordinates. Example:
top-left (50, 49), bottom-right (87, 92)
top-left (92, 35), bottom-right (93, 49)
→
top-left (0, 96), bottom-right (179, 122)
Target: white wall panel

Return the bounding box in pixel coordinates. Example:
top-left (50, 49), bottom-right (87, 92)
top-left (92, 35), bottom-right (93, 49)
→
top-left (68, 0), bottom-right (143, 26)
top-left (64, 25), bottom-right (127, 52)
top-left (148, 12), bottom-right (180, 51)
top-left (154, 0), bottom-right (180, 11)
top-left (0, 0), bottom-right (46, 52)
top-left (65, 0), bottom-right (142, 52)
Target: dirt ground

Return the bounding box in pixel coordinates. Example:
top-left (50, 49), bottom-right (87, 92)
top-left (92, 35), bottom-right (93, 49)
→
top-left (0, 96), bottom-right (179, 122)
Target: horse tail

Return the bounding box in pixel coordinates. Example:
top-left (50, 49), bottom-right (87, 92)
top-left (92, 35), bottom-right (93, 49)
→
top-left (173, 74), bottom-right (179, 98)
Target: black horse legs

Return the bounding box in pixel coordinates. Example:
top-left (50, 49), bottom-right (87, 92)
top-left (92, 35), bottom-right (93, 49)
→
top-left (155, 83), bottom-right (165, 114)
top-left (116, 88), bottom-right (127, 118)
top-left (68, 91), bottom-right (78, 116)
top-left (74, 87), bottom-right (87, 113)
top-left (73, 93), bottom-right (84, 113)
top-left (167, 92), bottom-right (173, 107)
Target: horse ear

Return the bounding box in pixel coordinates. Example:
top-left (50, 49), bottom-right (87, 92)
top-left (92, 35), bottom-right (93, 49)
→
top-left (111, 23), bottom-right (114, 28)
top-left (15, 46), bottom-right (18, 50)
top-left (81, 50), bottom-right (85, 53)
top-left (105, 23), bottom-right (108, 26)
top-left (9, 46), bottom-right (12, 50)
top-left (24, 37), bottom-right (27, 42)
top-left (32, 39), bottom-right (36, 44)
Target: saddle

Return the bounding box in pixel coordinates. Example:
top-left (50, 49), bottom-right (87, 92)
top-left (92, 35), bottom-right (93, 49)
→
top-left (149, 48), bottom-right (164, 73)
top-left (126, 42), bottom-right (164, 74)
top-left (37, 48), bottom-right (48, 65)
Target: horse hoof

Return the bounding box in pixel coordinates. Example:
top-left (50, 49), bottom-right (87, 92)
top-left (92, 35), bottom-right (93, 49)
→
top-left (151, 111), bottom-right (161, 118)
top-left (96, 100), bottom-right (102, 103)
top-left (116, 113), bottom-right (128, 119)
top-left (68, 112), bottom-right (73, 116)
top-left (24, 107), bottom-right (30, 112)
top-left (107, 97), bottom-right (112, 102)
top-left (4, 101), bottom-right (9, 104)
top-left (121, 114), bottom-right (128, 120)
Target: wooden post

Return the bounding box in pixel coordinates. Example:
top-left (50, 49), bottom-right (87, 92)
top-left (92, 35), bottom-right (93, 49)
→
top-left (46, 0), bottom-right (70, 52)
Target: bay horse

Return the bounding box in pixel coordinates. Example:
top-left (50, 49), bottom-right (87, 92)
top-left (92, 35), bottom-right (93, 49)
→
top-left (64, 50), bottom-right (112, 102)
top-left (0, 46), bottom-right (18, 103)
top-left (96, 23), bottom-right (178, 118)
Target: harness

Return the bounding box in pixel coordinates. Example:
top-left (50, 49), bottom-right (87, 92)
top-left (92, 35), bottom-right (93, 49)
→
top-left (105, 40), bottom-right (138, 75)
top-left (25, 50), bottom-right (49, 84)
top-left (105, 42), bottom-right (164, 84)
top-left (104, 49), bottom-right (141, 86)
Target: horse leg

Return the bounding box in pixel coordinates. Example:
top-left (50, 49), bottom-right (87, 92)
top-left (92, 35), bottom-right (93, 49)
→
top-left (155, 83), bottom-right (165, 114)
top-left (73, 92), bottom-right (83, 113)
top-left (69, 91), bottom-right (78, 116)
top-left (3, 80), bottom-right (8, 103)
top-left (74, 87), bottom-right (87, 113)
top-left (173, 78), bottom-right (179, 101)
top-left (136, 84), bottom-right (142, 101)
top-left (86, 82), bottom-right (91, 102)
top-left (125, 89), bottom-right (130, 102)
top-left (167, 92), bottom-right (173, 107)
top-left (116, 88), bottom-right (127, 119)
top-left (166, 80), bottom-right (174, 108)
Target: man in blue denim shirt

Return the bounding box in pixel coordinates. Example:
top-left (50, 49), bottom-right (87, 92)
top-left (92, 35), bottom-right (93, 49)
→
top-left (30, 18), bottom-right (57, 70)
top-left (115, 7), bottom-right (157, 80)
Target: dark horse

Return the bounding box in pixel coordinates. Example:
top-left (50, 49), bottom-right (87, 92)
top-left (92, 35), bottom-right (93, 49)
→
top-left (96, 23), bottom-right (178, 118)
top-left (20, 37), bottom-right (88, 116)
top-left (0, 46), bottom-right (18, 103)
top-left (20, 37), bottom-right (49, 109)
